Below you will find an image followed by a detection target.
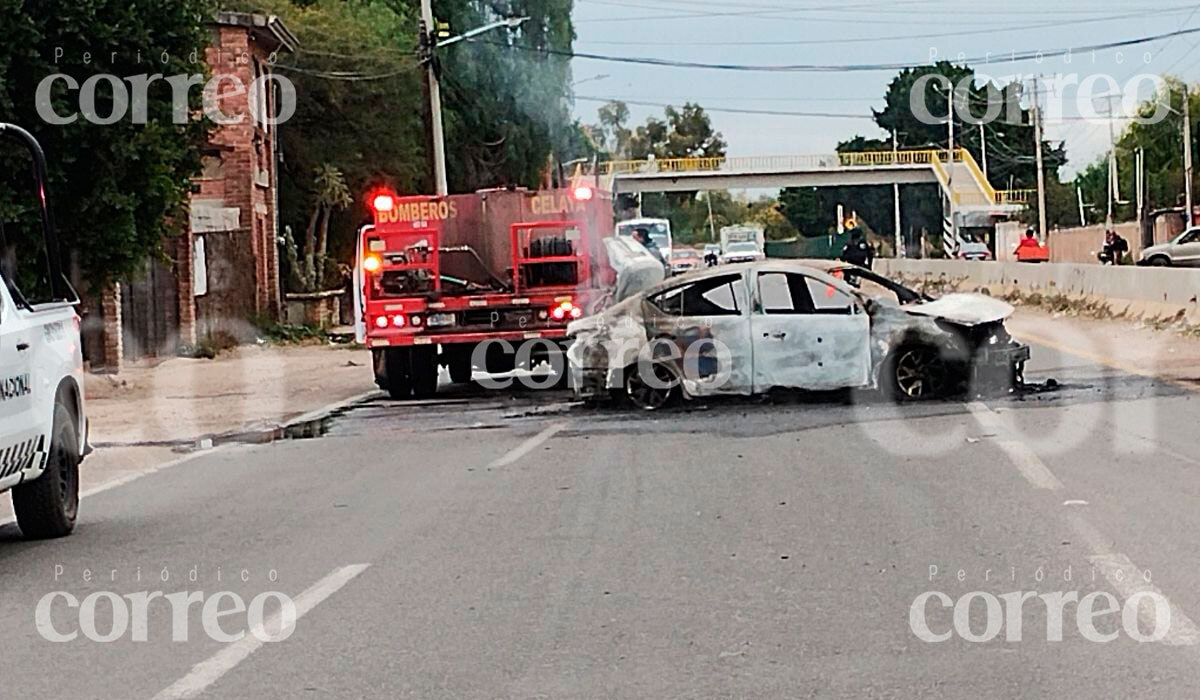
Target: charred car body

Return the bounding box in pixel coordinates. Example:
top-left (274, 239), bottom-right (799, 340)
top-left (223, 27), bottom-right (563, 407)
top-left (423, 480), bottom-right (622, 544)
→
top-left (566, 260), bottom-right (1030, 409)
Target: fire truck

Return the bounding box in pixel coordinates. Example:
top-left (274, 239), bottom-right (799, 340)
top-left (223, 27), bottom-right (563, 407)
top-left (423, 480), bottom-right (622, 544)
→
top-left (354, 186), bottom-right (615, 399)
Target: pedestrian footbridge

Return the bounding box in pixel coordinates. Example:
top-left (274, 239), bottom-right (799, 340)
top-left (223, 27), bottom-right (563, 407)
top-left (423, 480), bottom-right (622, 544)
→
top-left (584, 148), bottom-right (1033, 213)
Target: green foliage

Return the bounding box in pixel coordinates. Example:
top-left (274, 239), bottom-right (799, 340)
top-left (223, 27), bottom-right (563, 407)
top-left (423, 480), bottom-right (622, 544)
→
top-left (782, 62), bottom-right (1067, 242)
top-left (228, 0), bottom-right (425, 270)
top-left (421, 0), bottom-right (580, 190)
top-left (232, 0), bottom-right (580, 270)
top-left (590, 100), bottom-right (726, 160)
top-left (257, 321), bottom-right (328, 344)
top-left (1074, 76), bottom-right (1196, 224)
top-left (0, 0), bottom-right (216, 290)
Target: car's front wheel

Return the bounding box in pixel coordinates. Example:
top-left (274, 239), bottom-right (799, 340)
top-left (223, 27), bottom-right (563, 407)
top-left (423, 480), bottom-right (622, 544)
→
top-left (884, 345), bottom-right (953, 402)
top-left (13, 401), bottom-right (80, 539)
top-left (1149, 256), bottom-right (1171, 267)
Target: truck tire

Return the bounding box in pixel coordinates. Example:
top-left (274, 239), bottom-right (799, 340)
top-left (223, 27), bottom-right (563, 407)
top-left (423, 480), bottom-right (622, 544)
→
top-left (384, 348), bottom-right (413, 400)
top-left (483, 342), bottom-right (516, 375)
top-left (410, 346), bottom-right (439, 398)
top-left (442, 344), bottom-right (474, 384)
top-left (13, 401), bottom-right (79, 539)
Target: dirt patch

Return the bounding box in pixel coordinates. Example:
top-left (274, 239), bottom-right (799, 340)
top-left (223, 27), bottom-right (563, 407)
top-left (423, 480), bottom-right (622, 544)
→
top-left (86, 343), bottom-right (375, 445)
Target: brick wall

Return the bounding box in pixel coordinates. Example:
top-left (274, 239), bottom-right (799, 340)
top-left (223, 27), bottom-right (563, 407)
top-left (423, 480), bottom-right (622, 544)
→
top-left (98, 284), bottom-right (123, 373)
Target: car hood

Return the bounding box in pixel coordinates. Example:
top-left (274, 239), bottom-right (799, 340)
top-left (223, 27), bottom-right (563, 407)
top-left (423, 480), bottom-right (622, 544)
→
top-left (899, 293), bottom-right (1014, 326)
top-left (1140, 243), bottom-right (1171, 258)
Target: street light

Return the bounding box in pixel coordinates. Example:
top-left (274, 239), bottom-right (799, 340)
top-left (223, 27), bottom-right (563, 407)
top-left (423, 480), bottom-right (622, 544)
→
top-left (419, 0), bottom-right (529, 196)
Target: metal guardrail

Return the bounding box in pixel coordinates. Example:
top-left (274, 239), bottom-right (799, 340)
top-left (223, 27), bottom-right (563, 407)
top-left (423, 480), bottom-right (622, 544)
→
top-left (591, 149), bottom-right (1031, 207)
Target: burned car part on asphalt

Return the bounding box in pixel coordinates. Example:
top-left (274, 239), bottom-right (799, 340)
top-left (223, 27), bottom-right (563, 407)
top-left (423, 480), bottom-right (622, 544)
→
top-left (565, 260), bottom-right (1031, 410)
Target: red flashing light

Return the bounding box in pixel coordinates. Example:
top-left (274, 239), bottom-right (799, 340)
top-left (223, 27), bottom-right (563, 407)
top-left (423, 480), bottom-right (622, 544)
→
top-left (572, 185), bottom-right (595, 202)
top-left (363, 255), bottom-right (382, 273)
top-left (373, 193), bottom-right (396, 213)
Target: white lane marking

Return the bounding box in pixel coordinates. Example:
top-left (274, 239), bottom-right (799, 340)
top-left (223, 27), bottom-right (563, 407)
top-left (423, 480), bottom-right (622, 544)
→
top-left (152, 564), bottom-right (371, 700)
top-left (485, 421), bottom-right (569, 469)
top-left (1073, 512), bottom-right (1200, 646)
top-left (1089, 552), bottom-right (1200, 646)
top-left (0, 445), bottom-right (236, 529)
top-left (967, 402), bottom-right (1063, 490)
top-left (970, 403), bottom-right (1199, 645)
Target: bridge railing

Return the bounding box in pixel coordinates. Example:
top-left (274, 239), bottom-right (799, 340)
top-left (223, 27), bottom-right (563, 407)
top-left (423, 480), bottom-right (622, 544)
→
top-left (592, 149), bottom-right (1032, 207)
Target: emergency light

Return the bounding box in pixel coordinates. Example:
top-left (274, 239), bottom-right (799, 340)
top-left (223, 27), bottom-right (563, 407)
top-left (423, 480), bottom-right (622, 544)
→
top-left (373, 193), bottom-right (396, 213)
top-left (572, 185), bottom-right (594, 202)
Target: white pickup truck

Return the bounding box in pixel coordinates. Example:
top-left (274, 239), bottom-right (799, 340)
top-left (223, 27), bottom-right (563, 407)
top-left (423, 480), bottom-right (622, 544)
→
top-left (0, 123), bottom-right (87, 538)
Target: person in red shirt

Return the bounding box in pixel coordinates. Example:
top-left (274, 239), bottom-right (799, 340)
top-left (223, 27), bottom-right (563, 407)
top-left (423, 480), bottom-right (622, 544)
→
top-left (1015, 227), bottom-right (1040, 254)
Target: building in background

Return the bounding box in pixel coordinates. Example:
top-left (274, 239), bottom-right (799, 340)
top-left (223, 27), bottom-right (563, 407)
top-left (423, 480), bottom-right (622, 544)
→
top-left (85, 12), bottom-right (297, 371)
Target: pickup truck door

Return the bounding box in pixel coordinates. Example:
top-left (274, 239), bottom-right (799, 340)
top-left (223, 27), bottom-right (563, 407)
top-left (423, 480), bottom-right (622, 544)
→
top-left (750, 270), bottom-right (871, 392)
top-left (0, 284), bottom-right (39, 485)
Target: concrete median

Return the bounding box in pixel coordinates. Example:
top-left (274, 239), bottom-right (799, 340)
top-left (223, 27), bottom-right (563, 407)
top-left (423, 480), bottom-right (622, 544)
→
top-left (875, 259), bottom-right (1200, 323)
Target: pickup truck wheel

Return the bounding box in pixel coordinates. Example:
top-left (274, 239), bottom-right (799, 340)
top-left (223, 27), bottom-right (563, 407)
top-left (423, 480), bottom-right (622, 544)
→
top-left (884, 345), bottom-right (951, 402)
top-left (410, 346), bottom-right (439, 398)
top-left (13, 402), bottom-right (79, 539)
top-left (383, 348), bottom-right (413, 400)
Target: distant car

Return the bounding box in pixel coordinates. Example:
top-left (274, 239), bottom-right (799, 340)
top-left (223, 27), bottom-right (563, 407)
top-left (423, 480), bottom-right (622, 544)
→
top-left (721, 241), bottom-right (764, 264)
top-left (956, 241), bottom-right (993, 261)
top-left (669, 249), bottom-right (702, 275)
top-left (1139, 228), bottom-right (1200, 267)
top-left (566, 260), bottom-right (1030, 410)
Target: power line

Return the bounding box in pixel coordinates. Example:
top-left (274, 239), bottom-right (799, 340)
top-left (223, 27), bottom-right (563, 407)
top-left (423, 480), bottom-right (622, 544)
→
top-left (479, 25), bottom-right (1200, 73)
top-left (574, 7), bottom-right (1199, 47)
top-left (574, 95), bottom-right (875, 119)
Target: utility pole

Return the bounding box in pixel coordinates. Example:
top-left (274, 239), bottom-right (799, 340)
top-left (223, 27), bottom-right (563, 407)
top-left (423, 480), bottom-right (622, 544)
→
top-left (1184, 83), bottom-right (1194, 227)
top-left (420, 0), bottom-right (449, 196)
top-left (979, 123), bottom-right (988, 179)
top-left (893, 129), bottom-right (903, 257)
top-left (1104, 93), bottom-right (1118, 229)
top-left (1032, 77), bottom-right (1048, 240)
top-left (705, 191), bottom-right (716, 243)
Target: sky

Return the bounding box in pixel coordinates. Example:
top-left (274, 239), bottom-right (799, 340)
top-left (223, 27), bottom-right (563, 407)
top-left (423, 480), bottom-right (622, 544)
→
top-left (568, 0), bottom-right (1200, 179)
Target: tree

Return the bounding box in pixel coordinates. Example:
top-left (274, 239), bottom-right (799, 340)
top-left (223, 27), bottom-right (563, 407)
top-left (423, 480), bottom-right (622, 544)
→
top-left (781, 62), bottom-right (1069, 244)
top-left (284, 164), bottom-right (353, 293)
top-left (228, 0), bottom-right (424, 273)
top-left (590, 100), bottom-right (726, 161)
top-left (412, 0), bottom-right (580, 191)
top-left (0, 0), bottom-right (215, 290)
top-left (1074, 76), bottom-right (1197, 225)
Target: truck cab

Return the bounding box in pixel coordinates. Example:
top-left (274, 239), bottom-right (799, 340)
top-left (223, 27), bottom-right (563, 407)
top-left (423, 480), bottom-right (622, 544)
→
top-left (0, 124), bottom-right (87, 538)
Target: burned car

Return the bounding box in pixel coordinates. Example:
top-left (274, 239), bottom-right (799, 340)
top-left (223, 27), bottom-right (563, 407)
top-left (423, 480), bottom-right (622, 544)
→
top-left (565, 260), bottom-right (1030, 410)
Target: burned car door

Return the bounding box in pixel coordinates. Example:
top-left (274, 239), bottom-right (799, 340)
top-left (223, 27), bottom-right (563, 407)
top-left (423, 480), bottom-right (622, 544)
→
top-left (643, 272), bottom-right (753, 396)
top-left (750, 271), bottom-right (870, 392)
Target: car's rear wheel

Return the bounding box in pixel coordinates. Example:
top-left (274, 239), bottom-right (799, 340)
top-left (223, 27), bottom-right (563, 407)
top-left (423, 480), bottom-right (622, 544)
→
top-left (13, 401), bottom-right (79, 539)
top-left (624, 362), bottom-right (679, 411)
top-left (885, 345), bottom-right (952, 401)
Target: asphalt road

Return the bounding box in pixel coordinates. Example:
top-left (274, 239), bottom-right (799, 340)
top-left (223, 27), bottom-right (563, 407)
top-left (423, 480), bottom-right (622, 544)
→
top-left (2, 337), bottom-right (1200, 698)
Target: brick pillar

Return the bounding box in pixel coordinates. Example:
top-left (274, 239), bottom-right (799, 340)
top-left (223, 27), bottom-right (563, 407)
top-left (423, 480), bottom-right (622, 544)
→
top-left (175, 229), bottom-right (197, 347)
top-left (99, 283), bottom-right (123, 374)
